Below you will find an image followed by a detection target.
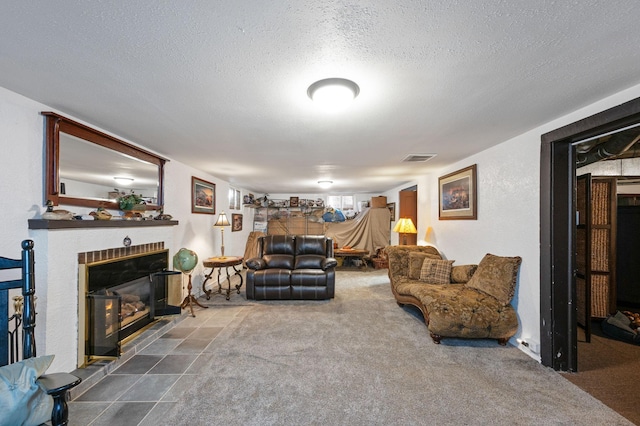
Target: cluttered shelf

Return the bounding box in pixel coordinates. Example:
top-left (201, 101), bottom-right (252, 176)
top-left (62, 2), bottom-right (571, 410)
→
top-left (28, 219), bottom-right (179, 229)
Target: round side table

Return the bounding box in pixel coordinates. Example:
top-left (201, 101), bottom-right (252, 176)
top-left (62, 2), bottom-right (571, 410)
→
top-left (202, 256), bottom-right (244, 300)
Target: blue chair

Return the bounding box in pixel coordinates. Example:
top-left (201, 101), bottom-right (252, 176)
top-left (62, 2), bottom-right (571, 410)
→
top-left (1, 240), bottom-right (81, 426)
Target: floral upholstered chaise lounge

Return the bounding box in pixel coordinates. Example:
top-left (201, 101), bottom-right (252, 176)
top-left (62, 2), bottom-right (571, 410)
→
top-left (386, 245), bottom-right (521, 345)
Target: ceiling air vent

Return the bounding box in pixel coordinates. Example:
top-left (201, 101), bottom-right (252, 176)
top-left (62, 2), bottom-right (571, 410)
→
top-left (402, 154), bottom-right (437, 163)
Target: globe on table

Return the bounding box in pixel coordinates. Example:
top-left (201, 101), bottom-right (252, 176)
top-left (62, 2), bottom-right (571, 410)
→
top-left (173, 248), bottom-right (198, 274)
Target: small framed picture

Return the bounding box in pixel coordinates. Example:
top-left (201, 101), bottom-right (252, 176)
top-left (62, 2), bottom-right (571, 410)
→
top-left (192, 176), bottom-right (216, 214)
top-left (289, 196), bottom-right (299, 207)
top-left (232, 213), bottom-right (243, 231)
top-left (387, 202), bottom-right (396, 222)
top-left (235, 189), bottom-right (241, 210)
top-left (438, 164), bottom-right (477, 220)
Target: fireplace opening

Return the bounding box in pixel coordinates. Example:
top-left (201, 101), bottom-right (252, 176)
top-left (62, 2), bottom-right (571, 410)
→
top-left (82, 250), bottom-right (181, 364)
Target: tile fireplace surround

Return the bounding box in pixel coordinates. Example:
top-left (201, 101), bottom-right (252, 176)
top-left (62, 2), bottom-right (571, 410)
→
top-left (30, 225), bottom-right (175, 372)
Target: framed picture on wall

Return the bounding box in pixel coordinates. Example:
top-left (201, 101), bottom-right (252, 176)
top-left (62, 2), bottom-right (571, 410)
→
top-left (235, 189), bottom-right (241, 210)
top-left (232, 213), bottom-right (243, 231)
top-left (192, 176), bottom-right (216, 214)
top-left (387, 202), bottom-right (396, 222)
top-left (438, 164), bottom-right (477, 220)
top-left (289, 196), bottom-right (299, 207)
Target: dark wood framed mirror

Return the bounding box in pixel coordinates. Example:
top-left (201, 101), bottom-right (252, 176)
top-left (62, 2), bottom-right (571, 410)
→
top-left (43, 112), bottom-right (166, 210)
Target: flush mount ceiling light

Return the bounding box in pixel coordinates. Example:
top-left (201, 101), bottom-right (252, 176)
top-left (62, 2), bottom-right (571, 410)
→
top-left (114, 177), bottom-right (134, 185)
top-left (307, 78), bottom-right (360, 111)
top-left (318, 180), bottom-right (333, 188)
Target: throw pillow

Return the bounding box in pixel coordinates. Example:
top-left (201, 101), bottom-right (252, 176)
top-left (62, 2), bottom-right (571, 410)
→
top-left (419, 259), bottom-right (454, 284)
top-left (408, 252), bottom-right (441, 280)
top-left (450, 264), bottom-right (478, 283)
top-left (466, 253), bottom-right (522, 305)
top-left (0, 355), bottom-right (54, 426)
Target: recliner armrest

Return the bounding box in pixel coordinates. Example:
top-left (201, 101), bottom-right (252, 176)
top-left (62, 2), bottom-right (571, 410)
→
top-left (246, 258), bottom-right (267, 270)
top-left (322, 257), bottom-right (338, 270)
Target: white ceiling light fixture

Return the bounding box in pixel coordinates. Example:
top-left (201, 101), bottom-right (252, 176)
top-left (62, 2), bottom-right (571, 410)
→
top-left (307, 78), bottom-right (360, 111)
top-left (114, 177), bottom-right (134, 185)
top-left (318, 180), bottom-right (333, 188)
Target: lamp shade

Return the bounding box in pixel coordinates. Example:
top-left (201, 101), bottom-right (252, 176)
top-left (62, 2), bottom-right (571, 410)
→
top-left (214, 212), bottom-right (230, 227)
top-left (393, 218), bottom-right (417, 234)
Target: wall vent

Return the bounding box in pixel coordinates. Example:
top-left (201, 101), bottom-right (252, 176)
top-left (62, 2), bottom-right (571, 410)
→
top-left (402, 154), bottom-right (437, 163)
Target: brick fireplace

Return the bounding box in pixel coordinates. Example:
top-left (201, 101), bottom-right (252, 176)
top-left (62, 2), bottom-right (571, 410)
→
top-left (30, 224), bottom-right (177, 371)
top-left (77, 242), bottom-right (181, 366)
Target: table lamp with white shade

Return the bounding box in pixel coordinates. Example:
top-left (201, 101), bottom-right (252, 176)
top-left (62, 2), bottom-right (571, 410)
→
top-left (214, 211), bottom-right (231, 257)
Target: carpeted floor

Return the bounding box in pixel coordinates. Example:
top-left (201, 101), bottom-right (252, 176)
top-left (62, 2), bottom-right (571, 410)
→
top-left (562, 320), bottom-right (640, 425)
top-left (157, 269), bottom-right (632, 425)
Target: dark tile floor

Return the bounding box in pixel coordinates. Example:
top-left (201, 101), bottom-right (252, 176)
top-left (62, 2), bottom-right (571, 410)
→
top-left (68, 305), bottom-right (248, 426)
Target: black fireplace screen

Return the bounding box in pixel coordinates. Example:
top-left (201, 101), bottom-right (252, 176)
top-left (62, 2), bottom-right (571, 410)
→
top-left (85, 251), bottom-right (181, 362)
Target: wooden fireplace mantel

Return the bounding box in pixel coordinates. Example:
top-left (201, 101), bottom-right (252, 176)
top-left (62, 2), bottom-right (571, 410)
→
top-left (28, 219), bottom-right (179, 230)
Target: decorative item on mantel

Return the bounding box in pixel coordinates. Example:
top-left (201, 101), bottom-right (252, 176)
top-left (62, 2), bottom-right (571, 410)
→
top-left (116, 189), bottom-right (146, 211)
top-left (89, 207), bottom-right (112, 220)
top-left (116, 189), bottom-right (147, 220)
top-left (154, 209), bottom-right (173, 221)
top-left (41, 200), bottom-right (74, 220)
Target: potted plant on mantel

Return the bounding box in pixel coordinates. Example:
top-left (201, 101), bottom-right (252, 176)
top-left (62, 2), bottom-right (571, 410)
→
top-left (116, 190), bottom-right (146, 219)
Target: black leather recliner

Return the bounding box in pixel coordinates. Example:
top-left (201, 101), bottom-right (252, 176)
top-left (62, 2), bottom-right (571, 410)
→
top-left (246, 235), bottom-right (337, 300)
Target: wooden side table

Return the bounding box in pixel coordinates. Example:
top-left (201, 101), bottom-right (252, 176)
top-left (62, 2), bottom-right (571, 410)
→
top-left (202, 256), bottom-right (244, 300)
top-left (334, 249), bottom-right (370, 268)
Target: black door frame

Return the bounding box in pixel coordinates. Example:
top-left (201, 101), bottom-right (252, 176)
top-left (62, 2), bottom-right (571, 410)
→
top-left (540, 96), bottom-right (640, 371)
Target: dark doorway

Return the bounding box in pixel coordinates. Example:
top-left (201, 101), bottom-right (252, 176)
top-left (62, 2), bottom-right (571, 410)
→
top-left (540, 97), bottom-right (640, 371)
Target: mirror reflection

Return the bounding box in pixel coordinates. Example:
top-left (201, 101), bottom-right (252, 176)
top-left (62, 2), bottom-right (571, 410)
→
top-left (59, 132), bottom-right (159, 204)
top-left (44, 111), bottom-right (166, 210)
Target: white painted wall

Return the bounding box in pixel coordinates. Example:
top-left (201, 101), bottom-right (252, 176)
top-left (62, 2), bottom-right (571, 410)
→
top-left (5, 81), bottom-right (640, 367)
top-left (0, 86), bottom-right (252, 371)
top-left (382, 83), bottom-right (640, 361)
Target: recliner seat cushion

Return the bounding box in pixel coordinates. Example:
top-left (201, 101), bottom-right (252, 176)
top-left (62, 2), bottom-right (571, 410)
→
top-left (252, 269), bottom-right (292, 286)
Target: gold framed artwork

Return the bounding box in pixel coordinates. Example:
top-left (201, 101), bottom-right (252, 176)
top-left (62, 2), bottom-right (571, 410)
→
top-left (192, 176), bottom-right (216, 214)
top-left (438, 164), bottom-right (477, 220)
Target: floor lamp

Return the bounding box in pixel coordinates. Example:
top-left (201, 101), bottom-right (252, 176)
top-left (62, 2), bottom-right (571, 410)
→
top-left (393, 217), bottom-right (417, 245)
top-left (214, 211), bottom-right (231, 257)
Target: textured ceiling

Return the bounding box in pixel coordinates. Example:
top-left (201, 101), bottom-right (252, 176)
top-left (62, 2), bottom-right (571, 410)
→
top-left (2, 1), bottom-right (640, 194)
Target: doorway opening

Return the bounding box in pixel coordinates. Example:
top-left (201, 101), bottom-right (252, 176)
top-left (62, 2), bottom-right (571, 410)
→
top-left (398, 186), bottom-right (417, 245)
top-left (540, 96), bottom-right (640, 371)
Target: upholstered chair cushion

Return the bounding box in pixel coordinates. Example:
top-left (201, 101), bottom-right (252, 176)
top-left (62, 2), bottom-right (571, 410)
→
top-left (408, 252), bottom-right (441, 280)
top-left (465, 253), bottom-right (522, 305)
top-left (419, 259), bottom-right (454, 284)
top-left (263, 254), bottom-right (294, 269)
top-left (0, 355), bottom-right (54, 426)
top-left (450, 264), bottom-right (478, 283)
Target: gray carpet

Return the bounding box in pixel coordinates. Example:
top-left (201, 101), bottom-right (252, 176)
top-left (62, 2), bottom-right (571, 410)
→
top-left (163, 270), bottom-right (632, 425)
